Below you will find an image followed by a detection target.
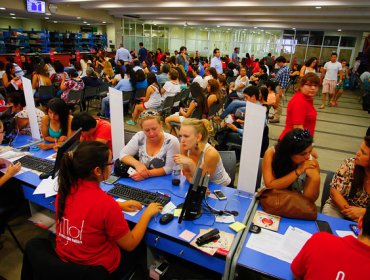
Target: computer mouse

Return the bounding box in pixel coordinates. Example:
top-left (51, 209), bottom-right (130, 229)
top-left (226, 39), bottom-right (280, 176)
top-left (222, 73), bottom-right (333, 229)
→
top-left (159, 213), bottom-right (174, 225)
top-left (39, 172), bottom-right (50, 180)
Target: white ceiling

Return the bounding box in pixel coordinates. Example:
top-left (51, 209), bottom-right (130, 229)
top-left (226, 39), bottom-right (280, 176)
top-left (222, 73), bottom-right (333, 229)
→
top-left (46, 0), bottom-right (370, 31)
top-left (1, 0), bottom-right (369, 32)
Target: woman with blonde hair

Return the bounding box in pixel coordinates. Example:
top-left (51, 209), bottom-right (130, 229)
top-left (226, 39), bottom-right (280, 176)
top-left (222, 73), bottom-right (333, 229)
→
top-left (120, 110), bottom-right (180, 181)
top-left (174, 118), bottom-right (231, 186)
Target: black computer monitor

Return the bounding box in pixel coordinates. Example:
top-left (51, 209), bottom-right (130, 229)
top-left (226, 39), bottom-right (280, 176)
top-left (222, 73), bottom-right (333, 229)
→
top-left (178, 152), bottom-right (208, 224)
top-left (50, 128), bottom-right (82, 179)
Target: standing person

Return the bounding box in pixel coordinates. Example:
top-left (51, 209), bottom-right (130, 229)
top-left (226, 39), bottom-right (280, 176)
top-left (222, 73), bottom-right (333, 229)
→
top-left (269, 56), bottom-right (290, 123)
top-left (322, 135), bottom-right (370, 221)
top-left (51, 141), bottom-right (162, 277)
top-left (210, 48), bottom-right (223, 75)
top-left (232, 47), bottom-right (240, 67)
top-left (264, 53), bottom-right (273, 73)
top-left (138, 42), bottom-right (147, 63)
top-left (176, 46), bottom-right (189, 70)
top-left (174, 119), bottom-right (231, 186)
top-left (331, 59), bottom-right (349, 107)
top-left (71, 112), bottom-right (112, 150)
top-left (291, 204), bottom-right (370, 279)
top-left (319, 52), bottom-right (342, 109)
top-left (279, 73), bottom-right (319, 140)
top-left (115, 43), bottom-right (132, 65)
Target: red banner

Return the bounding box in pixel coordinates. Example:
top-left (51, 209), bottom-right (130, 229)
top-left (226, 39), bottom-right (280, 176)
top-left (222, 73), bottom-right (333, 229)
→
top-left (76, 50), bottom-right (81, 62)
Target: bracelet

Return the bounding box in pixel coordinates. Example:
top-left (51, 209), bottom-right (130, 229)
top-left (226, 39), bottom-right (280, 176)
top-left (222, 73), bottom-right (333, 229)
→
top-left (295, 169), bottom-right (301, 177)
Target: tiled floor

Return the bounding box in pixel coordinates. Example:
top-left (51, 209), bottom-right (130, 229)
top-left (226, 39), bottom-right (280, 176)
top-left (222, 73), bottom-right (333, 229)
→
top-left (0, 88), bottom-right (368, 280)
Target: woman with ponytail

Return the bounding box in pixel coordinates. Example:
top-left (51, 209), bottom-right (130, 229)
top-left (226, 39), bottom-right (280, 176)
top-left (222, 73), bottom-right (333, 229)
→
top-left (56, 141), bottom-right (162, 277)
top-left (174, 118), bottom-right (231, 186)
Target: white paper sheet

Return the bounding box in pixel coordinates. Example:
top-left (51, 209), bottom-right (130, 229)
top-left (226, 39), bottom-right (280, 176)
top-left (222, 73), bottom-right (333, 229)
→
top-left (278, 226), bottom-right (312, 262)
top-left (21, 77), bottom-right (41, 140)
top-left (116, 198), bottom-right (141, 216)
top-left (336, 230), bottom-right (357, 238)
top-left (0, 150), bottom-right (28, 161)
top-left (161, 201), bottom-right (176, 214)
top-left (246, 228), bottom-right (291, 263)
top-left (33, 176), bottom-right (58, 197)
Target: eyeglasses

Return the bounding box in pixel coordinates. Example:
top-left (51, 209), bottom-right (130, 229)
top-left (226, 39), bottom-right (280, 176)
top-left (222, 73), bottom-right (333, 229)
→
top-left (293, 129), bottom-right (311, 142)
top-left (104, 160), bottom-right (115, 166)
top-left (139, 110), bottom-right (159, 119)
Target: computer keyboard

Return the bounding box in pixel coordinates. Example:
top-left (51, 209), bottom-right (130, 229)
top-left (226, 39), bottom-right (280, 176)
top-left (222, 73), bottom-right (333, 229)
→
top-left (15, 155), bottom-right (54, 174)
top-left (108, 183), bottom-right (171, 206)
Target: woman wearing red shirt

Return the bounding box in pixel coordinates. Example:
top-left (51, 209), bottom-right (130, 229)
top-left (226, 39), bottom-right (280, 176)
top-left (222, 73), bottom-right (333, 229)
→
top-left (55, 141), bottom-right (162, 277)
top-left (279, 73), bottom-right (319, 140)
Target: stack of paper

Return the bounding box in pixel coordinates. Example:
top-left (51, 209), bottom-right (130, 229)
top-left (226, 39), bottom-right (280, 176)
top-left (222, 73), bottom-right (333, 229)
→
top-left (33, 176), bottom-right (59, 197)
top-left (246, 226), bottom-right (312, 263)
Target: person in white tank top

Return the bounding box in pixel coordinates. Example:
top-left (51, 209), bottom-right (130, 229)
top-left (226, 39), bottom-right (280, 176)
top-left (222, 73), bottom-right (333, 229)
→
top-left (173, 118), bottom-right (231, 186)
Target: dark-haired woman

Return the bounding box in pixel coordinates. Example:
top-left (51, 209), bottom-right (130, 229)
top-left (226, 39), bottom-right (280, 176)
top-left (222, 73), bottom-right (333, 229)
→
top-left (60, 70), bottom-right (84, 103)
top-left (299, 57), bottom-right (317, 77)
top-left (38, 98), bottom-right (73, 150)
top-left (323, 136), bottom-right (370, 221)
top-left (165, 82), bottom-right (207, 135)
top-left (126, 73), bottom-right (164, 125)
top-left (55, 141), bottom-right (162, 276)
top-left (32, 63), bottom-right (52, 96)
top-left (262, 128), bottom-right (320, 202)
top-left (2, 63), bottom-right (22, 92)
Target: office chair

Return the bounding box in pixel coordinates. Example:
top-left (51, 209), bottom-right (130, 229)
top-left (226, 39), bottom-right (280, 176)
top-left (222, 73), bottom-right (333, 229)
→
top-left (320, 171), bottom-right (335, 212)
top-left (218, 151), bottom-right (237, 188)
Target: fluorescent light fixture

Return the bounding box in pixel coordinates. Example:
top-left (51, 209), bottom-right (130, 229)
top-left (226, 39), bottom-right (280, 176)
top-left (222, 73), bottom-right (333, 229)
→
top-left (45, 12), bottom-right (51, 16)
top-left (12, 17), bottom-right (16, 19)
top-left (292, 27), bottom-right (296, 30)
top-left (83, 21), bottom-right (87, 23)
top-left (261, 29), bottom-right (264, 31)
top-left (217, 25), bottom-right (220, 27)
top-left (227, 28), bottom-right (231, 30)
top-left (45, 17), bottom-right (49, 19)
top-left (77, 17), bottom-right (81, 19)
top-left (0, 7), bottom-right (6, 10)
top-left (87, 23), bottom-right (90, 25)
top-left (154, 23), bottom-right (157, 25)
top-left (10, 13), bottom-right (15, 16)
top-left (54, 21), bottom-right (58, 23)
top-left (315, 6), bottom-right (322, 9)
top-left (337, 29), bottom-right (342, 31)
top-left (102, 21), bottom-right (106, 23)
top-left (205, 27), bottom-right (208, 29)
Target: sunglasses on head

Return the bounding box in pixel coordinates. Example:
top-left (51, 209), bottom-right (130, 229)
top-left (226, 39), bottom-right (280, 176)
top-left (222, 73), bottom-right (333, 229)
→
top-left (139, 110), bottom-right (159, 119)
top-left (293, 129), bottom-right (311, 142)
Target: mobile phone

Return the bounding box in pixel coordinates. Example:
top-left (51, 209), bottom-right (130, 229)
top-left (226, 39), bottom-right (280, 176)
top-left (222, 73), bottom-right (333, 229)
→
top-left (104, 175), bottom-right (119, 184)
top-left (315, 220), bottom-right (333, 234)
top-left (155, 261), bottom-right (169, 275)
top-left (349, 224), bottom-right (360, 236)
top-left (214, 190), bottom-right (227, 200)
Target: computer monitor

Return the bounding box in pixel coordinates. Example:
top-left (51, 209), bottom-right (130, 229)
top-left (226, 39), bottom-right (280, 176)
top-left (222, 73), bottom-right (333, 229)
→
top-left (178, 152), bottom-right (208, 224)
top-left (50, 128), bottom-right (82, 178)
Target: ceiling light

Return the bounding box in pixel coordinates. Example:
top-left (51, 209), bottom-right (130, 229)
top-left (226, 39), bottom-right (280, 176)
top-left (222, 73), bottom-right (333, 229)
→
top-left (12, 17), bottom-right (16, 19)
top-left (45, 13), bottom-right (51, 16)
top-left (292, 27), bottom-right (296, 30)
top-left (10, 13), bottom-right (15, 16)
top-left (217, 25), bottom-right (220, 28)
top-left (87, 24), bottom-right (91, 26)
top-left (54, 21), bottom-right (58, 23)
top-left (227, 28), bottom-right (231, 31)
top-left (154, 23), bottom-right (157, 25)
top-left (254, 26), bottom-right (257, 29)
top-left (45, 17), bottom-right (49, 19)
top-left (77, 17), bottom-right (81, 19)
top-left (315, 6), bottom-right (322, 9)
top-left (102, 21), bottom-right (106, 24)
top-left (261, 29), bottom-right (264, 31)
top-left (0, 7), bottom-right (6, 10)
top-left (205, 27), bottom-right (208, 30)
top-left (83, 21), bottom-right (87, 24)
top-left (338, 29), bottom-right (342, 32)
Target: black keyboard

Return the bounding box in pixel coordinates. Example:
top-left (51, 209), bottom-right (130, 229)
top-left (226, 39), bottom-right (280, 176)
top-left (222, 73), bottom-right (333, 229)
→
top-left (108, 183), bottom-right (171, 206)
top-left (15, 155), bottom-right (54, 174)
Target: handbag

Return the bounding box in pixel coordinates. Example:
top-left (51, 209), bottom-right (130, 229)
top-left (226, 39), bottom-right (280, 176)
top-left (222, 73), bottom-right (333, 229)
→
top-left (113, 159), bottom-right (133, 178)
top-left (256, 187), bottom-right (317, 220)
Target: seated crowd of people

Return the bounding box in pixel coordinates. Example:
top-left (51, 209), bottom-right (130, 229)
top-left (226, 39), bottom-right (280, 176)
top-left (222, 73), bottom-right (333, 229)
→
top-left (0, 45), bottom-right (369, 279)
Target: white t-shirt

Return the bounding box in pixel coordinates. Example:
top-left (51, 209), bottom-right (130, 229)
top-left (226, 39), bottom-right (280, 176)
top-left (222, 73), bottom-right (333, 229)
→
top-left (192, 75), bottom-right (204, 88)
top-left (235, 75), bottom-right (249, 99)
top-left (324, 61), bottom-right (342, 81)
top-left (163, 81), bottom-right (180, 97)
top-left (203, 75), bottom-right (213, 89)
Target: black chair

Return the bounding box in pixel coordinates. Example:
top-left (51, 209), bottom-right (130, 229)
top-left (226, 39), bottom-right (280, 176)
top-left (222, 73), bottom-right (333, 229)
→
top-left (122, 91), bottom-right (133, 106)
top-left (21, 238), bottom-right (110, 280)
top-left (218, 151), bottom-right (237, 188)
top-left (255, 158), bottom-right (263, 192)
top-left (83, 86), bottom-right (99, 111)
top-left (134, 88), bottom-right (146, 99)
top-left (321, 171), bottom-right (335, 212)
top-left (159, 95), bottom-right (175, 118)
top-left (172, 92), bottom-right (182, 111)
top-left (226, 76), bottom-right (237, 85)
top-left (38, 85), bottom-right (55, 106)
top-left (67, 90), bottom-right (83, 112)
top-left (124, 130), bottom-right (136, 145)
top-left (180, 87), bottom-right (190, 105)
top-left (98, 82), bottom-right (110, 98)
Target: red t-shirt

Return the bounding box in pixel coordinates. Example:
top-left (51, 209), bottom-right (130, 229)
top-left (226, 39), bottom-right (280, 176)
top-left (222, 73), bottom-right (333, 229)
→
top-left (291, 232), bottom-right (370, 279)
top-left (55, 179), bottom-right (129, 273)
top-left (279, 91), bottom-right (317, 140)
top-left (82, 119), bottom-right (112, 150)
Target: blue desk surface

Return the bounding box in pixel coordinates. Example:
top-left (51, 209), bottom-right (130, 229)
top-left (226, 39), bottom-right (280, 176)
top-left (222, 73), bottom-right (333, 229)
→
top-left (9, 135), bottom-right (255, 274)
top-left (237, 205), bottom-right (354, 279)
